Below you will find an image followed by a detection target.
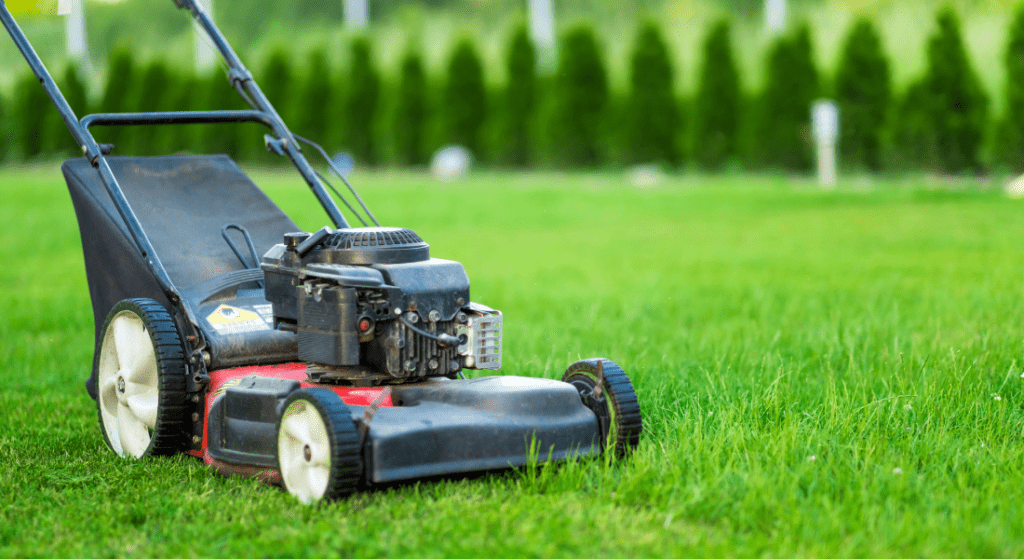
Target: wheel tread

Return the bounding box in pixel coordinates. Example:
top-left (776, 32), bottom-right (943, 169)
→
top-left (278, 388), bottom-right (363, 502)
top-left (563, 358), bottom-right (643, 457)
top-left (96, 298), bottom-right (190, 458)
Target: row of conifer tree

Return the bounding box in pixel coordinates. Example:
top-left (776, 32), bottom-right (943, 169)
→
top-left (5, 6), bottom-right (1024, 174)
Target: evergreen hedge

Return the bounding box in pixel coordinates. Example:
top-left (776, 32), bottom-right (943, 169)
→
top-left (921, 7), bottom-right (988, 173)
top-left (201, 72), bottom-right (245, 159)
top-left (97, 45), bottom-right (135, 151)
top-left (693, 19), bottom-right (741, 170)
top-left (249, 48), bottom-right (292, 162)
top-left (625, 21), bottom-right (679, 166)
top-left (167, 73), bottom-right (202, 155)
top-left (125, 59), bottom-right (173, 155)
top-left (394, 51), bottom-right (429, 166)
top-left (999, 5), bottom-right (1024, 172)
top-left (443, 36), bottom-right (487, 159)
top-left (834, 18), bottom-right (890, 171)
top-left (49, 64), bottom-right (88, 157)
top-left (295, 48), bottom-right (334, 148)
top-left (345, 37), bottom-right (380, 166)
top-left (552, 24), bottom-right (608, 167)
top-left (754, 23), bottom-right (819, 171)
top-left (504, 25), bottom-right (536, 167)
top-left (16, 72), bottom-right (52, 159)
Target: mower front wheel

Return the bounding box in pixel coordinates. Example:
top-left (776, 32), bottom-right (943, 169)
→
top-left (563, 358), bottom-right (642, 457)
top-left (276, 388), bottom-right (362, 504)
top-left (96, 299), bottom-right (189, 458)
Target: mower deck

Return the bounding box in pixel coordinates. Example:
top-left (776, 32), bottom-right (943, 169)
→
top-left (198, 365), bottom-right (601, 484)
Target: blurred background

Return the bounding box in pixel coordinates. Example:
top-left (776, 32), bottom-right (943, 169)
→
top-left (0, 0), bottom-right (1022, 176)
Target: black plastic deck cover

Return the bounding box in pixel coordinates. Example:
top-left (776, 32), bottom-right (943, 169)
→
top-left (62, 156), bottom-right (301, 386)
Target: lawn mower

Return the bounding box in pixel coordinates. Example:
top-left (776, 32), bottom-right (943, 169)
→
top-left (1, 1), bottom-right (642, 503)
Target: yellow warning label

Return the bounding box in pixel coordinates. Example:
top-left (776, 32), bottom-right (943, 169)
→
top-left (206, 305), bottom-right (260, 325)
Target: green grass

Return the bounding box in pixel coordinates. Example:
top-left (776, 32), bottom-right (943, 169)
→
top-left (3, 165), bottom-right (1024, 558)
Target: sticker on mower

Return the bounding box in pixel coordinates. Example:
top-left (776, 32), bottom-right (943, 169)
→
top-left (205, 305), bottom-right (268, 333)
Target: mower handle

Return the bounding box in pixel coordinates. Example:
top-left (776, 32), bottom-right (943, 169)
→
top-left (80, 110), bottom-right (276, 131)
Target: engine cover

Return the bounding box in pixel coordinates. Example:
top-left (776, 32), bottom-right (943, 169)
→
top-left (261, 227), bottom-right (482, 381)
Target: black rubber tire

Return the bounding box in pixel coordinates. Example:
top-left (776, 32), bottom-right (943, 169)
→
top-left (563, 358), bottom-right (642, 457)
top-left (276, 388), bottom-right (362, 503)
top-left (96, 298), bottom-right (189, 458)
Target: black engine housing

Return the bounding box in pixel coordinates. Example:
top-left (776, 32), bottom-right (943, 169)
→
top-left (261, 227), bottom-right (470, 381)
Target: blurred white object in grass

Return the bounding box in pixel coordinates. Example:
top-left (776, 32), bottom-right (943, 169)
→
top-left (627, 164), bottom-right (663, 188)
top-left (812, 99), bottom-right (838, 188)
top-left (345, 0), bottom-right (368, 28)
top-left (766, 0), bottom-right (787, 33)
top-left (1004, 174), bottom-right (1024, 197)
top-left (431, 146), bottom-right (471, 181)
top-left (529, 0), bottom-right (556, 72)
top-left (64, 0), bottom-right (90, 69)
top-left (194, 0), bottom-right (215, 71)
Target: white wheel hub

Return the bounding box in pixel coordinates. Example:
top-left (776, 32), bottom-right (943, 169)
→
top-left (278, 400), bottom-right (332, 504)
top-left (97, 311), bottom-right (159, 458)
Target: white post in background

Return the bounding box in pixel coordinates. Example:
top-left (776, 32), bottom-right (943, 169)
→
top-left (345, 0), bottom-right (369, 28)
top-left (195, 0), bottom-right (216, 72)
top-left (528, 0), bottom-right (556, 73)
top-left (62, 0), bottom-right (91, 70)
top-left (765, 0), bottom-right (787, 33)
top-left (812, 99), bottom-right (839, 188)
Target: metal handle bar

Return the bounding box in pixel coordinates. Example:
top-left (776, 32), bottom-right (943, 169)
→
top-left (81, 110), bottom-right (276, 130)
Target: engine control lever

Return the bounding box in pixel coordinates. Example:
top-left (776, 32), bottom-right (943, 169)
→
top-left (294, 226), bottom-right (332, 257)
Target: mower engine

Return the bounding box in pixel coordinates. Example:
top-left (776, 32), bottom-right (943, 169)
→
top-left (261, 226), bottom-right (502, 383)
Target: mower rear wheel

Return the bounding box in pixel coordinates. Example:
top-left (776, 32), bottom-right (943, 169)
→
top-left (277, 389), bottom-right (362, 504)
top-left (96, 299), bottom-right (189, 458)
top-left (563, 358), bottom-right (642, 457)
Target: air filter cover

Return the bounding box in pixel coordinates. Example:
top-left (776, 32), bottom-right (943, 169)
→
top-left (315, 227), bottom-right (429, 265)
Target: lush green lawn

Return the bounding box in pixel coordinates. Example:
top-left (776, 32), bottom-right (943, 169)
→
top-left (2, 164), bottom-right (1024, 558)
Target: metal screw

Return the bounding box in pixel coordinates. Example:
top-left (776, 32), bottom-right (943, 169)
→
top-left (457, 313), bottom-right (468, 324)
top-left (405, 360), bottom-right (417, 372)
top-left (406, 312), bottom-right (419, 324)
top-left (192, 435), bottom-right (201, 444)
top-left (448, 361), bottom-right (460, 372)
top-left (428, 310), bottom-right (441, 322)
top-left (202, 351), bottom-right (211, 366)
top-left (428, 359), bottom-right (439, 370)
top-left (456, 297), bottom-right (466, 306)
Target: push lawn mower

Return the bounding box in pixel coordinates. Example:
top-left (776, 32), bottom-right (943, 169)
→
top-left (1, 1), bottom-right (643, 503)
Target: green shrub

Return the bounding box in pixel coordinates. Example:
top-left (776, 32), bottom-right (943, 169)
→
top-left (97, 45), bottom-right (135, 150)
top-left (16, 72), bottom-right (52, 160)
top-left (552, 24), bottom-right (608, 167)
top-left (294, 48), bottom-right (334, 148)
top-left (443, 36), bottom-right (487, 159)
top-left (201, 72), bottom-right (245, 159)
top-left (503, 25), bottom-right (536, 167)
top-left (891, 79), bottom-right (935, 170)
top-left (921, 7), bottom-right (988, 173)
top-left (834, 18), bottom-right (890, 171)
top-left (625, 21), bottom-right (680, 166)
top-left (753, 23), bottom-right (819, 171)
top-left (693, 19), bottom-right (741, 170)
top-left (48, 63), bottom-right (89, 158)
top-left (125, 59), bottom-right (173, 155)
top-left (344, 37), bottom-right (380, 166)
top-left (248, 48), bottom-right (292, 162)
top-left (165, 72), bottom-right (202, 155)
top-left (394, 51), bottom-right (429, 166)
top-left (998, 5), bottom-right (1024, 172)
